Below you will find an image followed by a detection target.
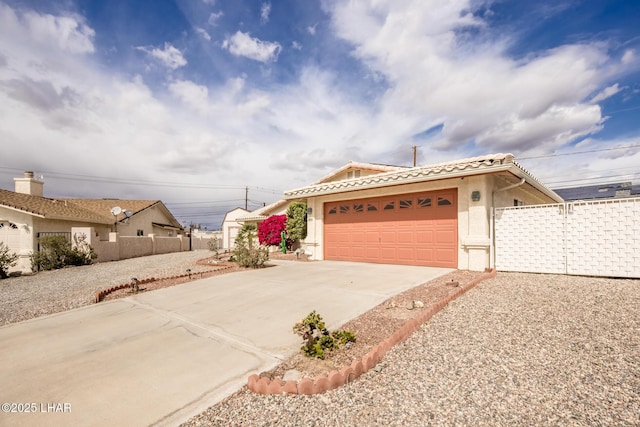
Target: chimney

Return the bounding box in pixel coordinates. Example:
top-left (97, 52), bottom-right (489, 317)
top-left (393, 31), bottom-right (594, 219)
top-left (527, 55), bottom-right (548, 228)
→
top-left (14, 171), bottom-right (44, 197)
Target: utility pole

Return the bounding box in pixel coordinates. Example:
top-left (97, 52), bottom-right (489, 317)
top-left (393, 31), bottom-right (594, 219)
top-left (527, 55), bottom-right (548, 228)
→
top-left (412, 145), bottom-right (417, 167)
top-left (245, 186), bottom-right (248, 210)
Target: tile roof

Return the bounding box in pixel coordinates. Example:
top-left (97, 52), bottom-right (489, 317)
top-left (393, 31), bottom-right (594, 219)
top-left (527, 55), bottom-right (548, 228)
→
top-left (0, 190), bottom-right (172, 225)
top-left (312, 161), bottom-right (407, 184)
top-left (236, 199), bottom-right (289, 222)
top-left (0, 189), bottom-right (112, 223)
top-left (284, 153), bottom-right (562, 202)
top-left (62, 199), bottom-right (162, 222)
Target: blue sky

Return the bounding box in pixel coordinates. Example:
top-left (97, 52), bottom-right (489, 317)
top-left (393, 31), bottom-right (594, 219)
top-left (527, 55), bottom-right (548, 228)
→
top-left (0, 0), bottom-right (639, 228)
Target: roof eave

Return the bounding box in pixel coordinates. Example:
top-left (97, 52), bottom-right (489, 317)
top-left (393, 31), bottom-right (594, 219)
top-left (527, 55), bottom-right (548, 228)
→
top-left (0, 204), bottom-right (46, 218)
top-left (507, 164), bottom-right (564, 203)
top-left (236, 215), bottom-right (268, 222)
top-left (44, 215), bottom-right (113, 224)
top-left (284, 166), bottom-right (508, 199)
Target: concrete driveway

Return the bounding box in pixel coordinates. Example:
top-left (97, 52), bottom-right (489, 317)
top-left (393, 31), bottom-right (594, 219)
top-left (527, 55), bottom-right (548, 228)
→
top-left (0, 261), bottom-right (451, 427)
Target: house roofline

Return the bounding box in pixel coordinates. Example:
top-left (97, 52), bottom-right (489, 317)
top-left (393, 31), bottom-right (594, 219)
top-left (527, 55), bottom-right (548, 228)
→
top-left (284, 153), bottom-right (563, 203)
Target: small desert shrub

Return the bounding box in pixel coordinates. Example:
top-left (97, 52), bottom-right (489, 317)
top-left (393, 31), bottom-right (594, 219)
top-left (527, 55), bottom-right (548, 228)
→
top-left (208, 238), bottom-right (222, 259)
top-left (232, 224), bottom-right (269, 268)
top-left (31, 235), bottom-right (96, 271)
top-left (0, 242), bottom-right (18, 279)
top-left (293, 310), bottom-right (356, 359)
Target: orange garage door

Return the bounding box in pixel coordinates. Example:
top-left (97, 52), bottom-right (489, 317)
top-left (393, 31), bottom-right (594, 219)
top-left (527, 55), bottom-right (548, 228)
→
top-left (324, 189), bottom-right (457, 268)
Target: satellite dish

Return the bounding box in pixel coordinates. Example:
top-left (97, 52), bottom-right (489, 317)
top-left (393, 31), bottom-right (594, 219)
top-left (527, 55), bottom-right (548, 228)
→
top-left (123, 210), bottom-right (133, 218)
top-left (110, 206), bottom-right (122, 216)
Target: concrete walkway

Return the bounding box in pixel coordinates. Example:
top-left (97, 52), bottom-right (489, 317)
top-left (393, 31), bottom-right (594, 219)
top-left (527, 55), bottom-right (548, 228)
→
top-left (0, 261), bottom-right (451, 427)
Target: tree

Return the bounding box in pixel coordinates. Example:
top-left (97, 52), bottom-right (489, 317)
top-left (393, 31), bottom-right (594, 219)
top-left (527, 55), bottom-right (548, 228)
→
top-left (286, 201), bottom-right (307, 241)
top-left (258, 214), bottom-right (288, 246)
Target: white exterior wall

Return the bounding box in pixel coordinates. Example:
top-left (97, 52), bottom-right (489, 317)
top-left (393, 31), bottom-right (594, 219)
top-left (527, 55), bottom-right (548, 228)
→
top-left (495, 204), bottom-right (567, 274)
top-left (495, 197), bottom-right (640, 278)
top-left (0, 208), bottom-right (34, 274)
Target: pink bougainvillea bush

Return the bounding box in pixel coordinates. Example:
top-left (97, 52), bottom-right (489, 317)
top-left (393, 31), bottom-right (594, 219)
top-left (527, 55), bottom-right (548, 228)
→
top-left (258, 214), bottom-right (287, 246)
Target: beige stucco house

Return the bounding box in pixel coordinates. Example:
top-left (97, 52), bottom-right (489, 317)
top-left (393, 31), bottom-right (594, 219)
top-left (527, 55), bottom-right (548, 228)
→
top-left (0, 172), bottom-right (183, 274)
top-left (283, 153), bottom-right (563, 271)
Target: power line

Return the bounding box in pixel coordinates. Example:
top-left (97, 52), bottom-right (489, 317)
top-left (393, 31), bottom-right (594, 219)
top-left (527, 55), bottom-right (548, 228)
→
top-left (518, 144), bottom-right (640, 160)
top-left (544, 172), bottom-right (640, 187)
top-left (0, 166), bottom-right (283, 193)
top-left (164, 199), bottom-right (246, 206)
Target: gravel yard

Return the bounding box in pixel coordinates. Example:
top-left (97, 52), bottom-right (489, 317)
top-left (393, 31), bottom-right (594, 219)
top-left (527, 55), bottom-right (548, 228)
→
top-left (184, 272), bottom-right (640, 427)
top-left (0, 250), bottom-right (214, 325)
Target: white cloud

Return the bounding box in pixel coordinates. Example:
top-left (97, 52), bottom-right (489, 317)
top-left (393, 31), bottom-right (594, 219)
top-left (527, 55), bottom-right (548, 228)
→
top-left (0, 3), bottom-right (94, 54)
top-left (222, 31), bottom-right (281, 62)
top-left (208, 11), bottom-right (223, 26)
top-left (260, 2), bottom-right (271, 24)
top-left (621, 49), bottom-right (635, 65)
top-left (168, 80), bottom-right (209, 113)
top-left (195, 27), bottom-right (211, 41)
top-left (137, 43), bottom-right (187, 70)
top-left (326, 0), bottom-right (626, 155)
top-left (590, 83), bottom-right (623, 104)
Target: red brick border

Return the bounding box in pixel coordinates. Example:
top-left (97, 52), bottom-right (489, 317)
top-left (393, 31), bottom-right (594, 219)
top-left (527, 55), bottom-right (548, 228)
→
top-left (247, 268), bottom-right (497, 395)
top-left (94, 266), bottom-right (232, 303)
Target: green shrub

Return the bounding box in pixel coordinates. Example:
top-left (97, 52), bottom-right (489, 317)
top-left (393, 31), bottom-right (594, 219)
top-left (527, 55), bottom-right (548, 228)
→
top-left (31, 235), bottom-right (96, 271)
top-left (286, 201), bottom-right (307, 242)
top-left (292, 310), bottom-right (356, 359)
top-left (0, 242), bottom-right (18, 279)
top-left (232, 224), bottom-right (269, 268)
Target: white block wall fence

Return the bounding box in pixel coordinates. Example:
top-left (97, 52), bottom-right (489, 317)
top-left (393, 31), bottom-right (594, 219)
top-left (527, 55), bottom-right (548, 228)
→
top-left (494, 197), bottom-right (640, 278)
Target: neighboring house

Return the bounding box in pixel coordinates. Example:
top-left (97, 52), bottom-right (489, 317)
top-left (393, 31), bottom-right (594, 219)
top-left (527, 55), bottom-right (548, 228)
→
top-left (283, 153), bottom-right (563, 271)
top-left (0, 171), bottom-right (183, 274)
top-left (553, 182), bottom-right (640, 201)
top-left (221, 207), bottom-right (250, 249)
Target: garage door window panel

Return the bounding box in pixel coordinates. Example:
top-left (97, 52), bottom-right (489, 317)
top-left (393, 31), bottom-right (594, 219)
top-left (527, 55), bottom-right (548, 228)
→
top-left (399, 199), bottom-right (413, 209)
top-left (437, 196), bottom-right (453, 206)
top-left (418, 197), bottom-right (432, 207)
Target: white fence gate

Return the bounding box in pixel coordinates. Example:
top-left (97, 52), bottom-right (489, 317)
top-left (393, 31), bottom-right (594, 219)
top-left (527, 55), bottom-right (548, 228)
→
top-left (494, 197), bottom-right (640, 278)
